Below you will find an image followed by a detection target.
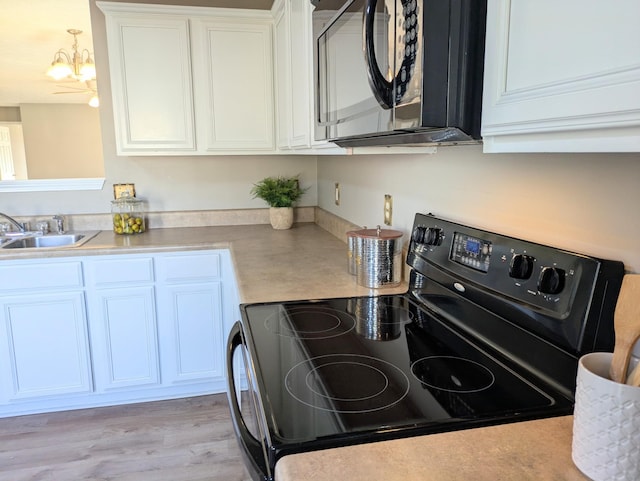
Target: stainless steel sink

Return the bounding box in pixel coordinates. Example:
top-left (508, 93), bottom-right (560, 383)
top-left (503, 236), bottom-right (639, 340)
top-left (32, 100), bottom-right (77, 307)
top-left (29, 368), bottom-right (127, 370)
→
top-left (1, 232), bottom-right (98, 249)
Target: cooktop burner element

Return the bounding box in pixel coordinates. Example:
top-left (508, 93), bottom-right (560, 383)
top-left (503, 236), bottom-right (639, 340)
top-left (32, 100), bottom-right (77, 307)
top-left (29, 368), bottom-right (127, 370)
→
top-left (264, 305), bottom-right (355, 340)
top-left (285, 354), bottom-right (411, 413)
top-left (227, 213), bottom-right (625, 481)
top-left (411, 356), bottom-right (495, 393)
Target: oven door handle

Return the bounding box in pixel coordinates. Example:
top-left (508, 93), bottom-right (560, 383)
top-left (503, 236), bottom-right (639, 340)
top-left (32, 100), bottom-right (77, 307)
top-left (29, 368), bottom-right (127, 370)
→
top-left (226, 321), bottom-right (272, 481)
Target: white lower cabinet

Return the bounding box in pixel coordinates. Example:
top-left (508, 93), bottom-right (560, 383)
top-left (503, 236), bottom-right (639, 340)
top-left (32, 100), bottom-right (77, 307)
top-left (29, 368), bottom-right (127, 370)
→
top-left (156, 252), bottom-right (226, 391)
top-left (0, 291), bottom-right (92, 402)
top-left (87, 287), bottom-right (160, 391)
top-left (0, 259), bottom-right (92, 406)
top-left (0, 249), bottom-right (238, 417)
top-left (84, 255), bottom-right (160, 392)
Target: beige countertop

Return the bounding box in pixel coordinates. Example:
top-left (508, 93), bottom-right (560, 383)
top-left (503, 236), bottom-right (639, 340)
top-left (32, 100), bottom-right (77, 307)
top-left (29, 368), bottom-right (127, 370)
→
top-left (275, 416), bottom-right (587, 481)
top-left (0, 222), bottom-right (586, 480)
top-left (0, 223), bottom-right (407, 303)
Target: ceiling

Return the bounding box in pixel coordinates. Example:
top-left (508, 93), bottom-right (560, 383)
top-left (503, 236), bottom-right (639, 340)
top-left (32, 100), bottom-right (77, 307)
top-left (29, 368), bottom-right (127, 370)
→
top-left (0, 0), bottom-right (95, 106)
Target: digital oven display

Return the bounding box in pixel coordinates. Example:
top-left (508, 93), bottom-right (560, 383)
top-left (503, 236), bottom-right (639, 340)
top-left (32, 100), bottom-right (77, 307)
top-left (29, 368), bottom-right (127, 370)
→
top-left (465, 239), bottom-right (481, 254)
top-left (451, 232), bottom-right (492, 272)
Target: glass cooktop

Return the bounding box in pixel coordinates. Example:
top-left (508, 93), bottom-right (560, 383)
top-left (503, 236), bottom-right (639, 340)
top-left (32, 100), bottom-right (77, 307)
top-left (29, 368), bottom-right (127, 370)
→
top-left (241, 295), bottom-right (573, 444)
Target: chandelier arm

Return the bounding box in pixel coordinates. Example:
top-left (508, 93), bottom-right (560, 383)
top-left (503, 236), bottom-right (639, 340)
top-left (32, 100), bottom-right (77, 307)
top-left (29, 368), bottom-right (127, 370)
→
top-left (51, 49), bottom-right (72, 64)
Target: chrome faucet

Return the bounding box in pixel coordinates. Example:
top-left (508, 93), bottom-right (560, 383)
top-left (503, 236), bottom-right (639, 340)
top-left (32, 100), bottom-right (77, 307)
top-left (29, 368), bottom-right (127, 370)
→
top-left (53, 215), bottom-right (65, 234)
top-left (0, 212), bottom-right (25, 232)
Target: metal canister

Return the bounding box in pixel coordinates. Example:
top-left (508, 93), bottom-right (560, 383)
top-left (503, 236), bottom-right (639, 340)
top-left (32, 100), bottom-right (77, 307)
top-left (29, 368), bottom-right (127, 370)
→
top-left (346, 230), bottom-right (362, 275)
top-left (352, 226), bottom-right (403, 288)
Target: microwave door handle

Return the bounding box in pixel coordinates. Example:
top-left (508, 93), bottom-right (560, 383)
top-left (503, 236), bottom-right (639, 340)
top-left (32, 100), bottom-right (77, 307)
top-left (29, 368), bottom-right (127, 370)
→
top-left (363, 0), bottom-right (393, 109)
top-left (364, 0), bottom-right (417, 109)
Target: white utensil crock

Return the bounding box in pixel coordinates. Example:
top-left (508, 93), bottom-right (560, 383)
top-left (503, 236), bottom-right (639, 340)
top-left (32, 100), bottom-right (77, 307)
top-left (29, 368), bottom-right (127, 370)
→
top-left (572, 352), bottom-right (640, 481)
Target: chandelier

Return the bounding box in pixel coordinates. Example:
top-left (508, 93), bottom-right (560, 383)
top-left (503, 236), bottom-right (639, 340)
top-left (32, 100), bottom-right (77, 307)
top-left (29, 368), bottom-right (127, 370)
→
top-left (46, 29), bottom-right (96, 81)
top-left (46, 29), bottom-right (99, 107)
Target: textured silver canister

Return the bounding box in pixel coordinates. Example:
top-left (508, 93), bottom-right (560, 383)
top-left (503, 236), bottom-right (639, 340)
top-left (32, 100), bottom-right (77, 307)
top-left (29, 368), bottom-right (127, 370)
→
top-left (346, 230), bottom-right (363, 275)
top-left (352, 226), bottom-right (403, 288)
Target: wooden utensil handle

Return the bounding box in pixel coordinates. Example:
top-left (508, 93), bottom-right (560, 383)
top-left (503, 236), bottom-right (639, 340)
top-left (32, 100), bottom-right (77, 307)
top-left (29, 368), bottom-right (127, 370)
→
top-left (627, 362), bottom-right (640, 386)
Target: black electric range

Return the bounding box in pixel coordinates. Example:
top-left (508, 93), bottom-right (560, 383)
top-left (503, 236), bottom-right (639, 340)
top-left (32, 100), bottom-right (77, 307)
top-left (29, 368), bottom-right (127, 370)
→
top-left (226, 214), bottom-right (624, 481)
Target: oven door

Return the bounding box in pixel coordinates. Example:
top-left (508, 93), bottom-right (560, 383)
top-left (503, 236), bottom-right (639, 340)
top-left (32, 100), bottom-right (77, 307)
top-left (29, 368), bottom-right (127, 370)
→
top-left (314, 0), bottom-right (423, 141)
top-left (226, 321), bottom-right (274, 481)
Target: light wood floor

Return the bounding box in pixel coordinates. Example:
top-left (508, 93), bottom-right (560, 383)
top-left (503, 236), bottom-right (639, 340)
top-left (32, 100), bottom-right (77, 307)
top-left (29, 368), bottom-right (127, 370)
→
top-left (0, 394), bottom-right (249, 481)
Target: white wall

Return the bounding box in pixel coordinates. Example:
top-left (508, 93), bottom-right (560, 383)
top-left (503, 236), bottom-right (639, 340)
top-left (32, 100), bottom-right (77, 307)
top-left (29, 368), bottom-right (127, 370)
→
top-left (317, 145), bottom-right (640, 273)
top-left (20, 104), bottom-right (104, 179)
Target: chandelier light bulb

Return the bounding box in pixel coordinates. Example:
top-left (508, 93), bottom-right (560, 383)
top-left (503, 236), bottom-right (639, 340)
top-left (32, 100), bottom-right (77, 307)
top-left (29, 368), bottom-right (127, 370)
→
top-left (79, 62), bottom-right (96, 82)
top-left (47, 55), bottom-right (73, 80)
top-left (88, 94), bottom-right (100, 108)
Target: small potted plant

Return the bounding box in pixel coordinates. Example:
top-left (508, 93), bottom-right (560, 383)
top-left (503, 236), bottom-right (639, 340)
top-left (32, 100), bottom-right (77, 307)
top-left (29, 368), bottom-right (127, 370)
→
top-left (250, 175), bottom-right (307, 229)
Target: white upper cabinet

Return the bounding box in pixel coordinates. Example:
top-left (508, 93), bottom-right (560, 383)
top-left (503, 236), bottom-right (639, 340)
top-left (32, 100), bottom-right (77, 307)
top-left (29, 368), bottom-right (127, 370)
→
top-left (481, 0), bottom-right (640, 152)
top-left (191, 17), bottom-right (274, 152)
top-left (98, 2), bottom-right (275, 155)
top-left (271, 0), bottom-right (343, 153)
top-left (272, 0), bottom-right (313, 149)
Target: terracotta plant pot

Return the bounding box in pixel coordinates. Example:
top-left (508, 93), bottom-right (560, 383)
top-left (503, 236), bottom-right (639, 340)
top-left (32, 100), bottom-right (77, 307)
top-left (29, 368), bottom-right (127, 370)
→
top-left (269, 207), bottom-right (294, 230)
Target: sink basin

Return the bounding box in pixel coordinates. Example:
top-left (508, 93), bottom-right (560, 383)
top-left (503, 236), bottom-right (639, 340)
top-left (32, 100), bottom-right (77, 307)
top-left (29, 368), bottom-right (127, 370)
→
top-left (2, 232), bottom-right (97, 249)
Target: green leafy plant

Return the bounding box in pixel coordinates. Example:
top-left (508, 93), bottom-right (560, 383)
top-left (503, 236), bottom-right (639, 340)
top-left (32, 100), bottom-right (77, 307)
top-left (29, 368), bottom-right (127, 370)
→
top-left (250, 176), bottom-right (307, 208)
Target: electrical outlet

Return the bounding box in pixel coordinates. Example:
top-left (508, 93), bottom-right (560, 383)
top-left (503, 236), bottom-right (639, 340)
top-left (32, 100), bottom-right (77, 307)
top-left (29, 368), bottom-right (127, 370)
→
top-left (335, 183), bottom-right (341, 206)
top-left (384, 194), bottom-right (392, 225)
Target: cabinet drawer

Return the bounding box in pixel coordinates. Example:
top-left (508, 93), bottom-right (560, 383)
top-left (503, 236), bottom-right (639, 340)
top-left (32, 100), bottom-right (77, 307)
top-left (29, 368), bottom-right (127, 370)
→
top-left (0, 260), bottom-right (83, 291)
top-left (156, 252), bottom-right (221, 283)
top-left (85, 257), bottom-right (154, 286)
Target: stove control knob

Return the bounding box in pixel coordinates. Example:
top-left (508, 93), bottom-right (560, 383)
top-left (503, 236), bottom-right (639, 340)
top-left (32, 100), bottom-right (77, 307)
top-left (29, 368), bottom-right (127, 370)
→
top-left (411, 227), bottom-right (442, 246)
top-left (423, 227), bottom-right (443, 246)
top-left (537, 266), bottom-right (566, 294)
top-left (411, 226), bottom-right (427, 244)
top-left (509, 254), bottom-right (534, 279)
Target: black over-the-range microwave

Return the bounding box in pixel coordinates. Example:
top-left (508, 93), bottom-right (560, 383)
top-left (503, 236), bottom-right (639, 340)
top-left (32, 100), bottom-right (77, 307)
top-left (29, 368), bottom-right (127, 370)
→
top-left (311, 0), bottom-right (487, 147)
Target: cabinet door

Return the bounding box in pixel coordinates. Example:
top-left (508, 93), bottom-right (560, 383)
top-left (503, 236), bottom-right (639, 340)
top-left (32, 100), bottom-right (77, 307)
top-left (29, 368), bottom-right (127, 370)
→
top-left (192, 17), bottom-right (275, 151)
top-left (88, 286), bottom-right (160, 391)
top-left (0, 292), bottom-right (92, 401)
top-left (103, 12), bottom-right (196, 154)
top-left (273, 0), bottom-right (291, 150)
top-left (288, 0), bottom-right (314, 148)
top-left (273, 0), bottom-right (313, 150)
top-left (481, 0), bottom-right (640, 152)
top-left (157, 282), bottom-right (224, 384)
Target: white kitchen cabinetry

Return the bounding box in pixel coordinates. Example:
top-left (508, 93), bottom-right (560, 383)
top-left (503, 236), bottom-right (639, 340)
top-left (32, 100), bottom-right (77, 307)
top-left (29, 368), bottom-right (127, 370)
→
top-left (191, 17), bottom-right (274, 152)
top-left (481, 0), bottom-right (640, 152)
top-left (84, 256), bottom-right (160, 392)
top-left (156, 252), bottom-right (226, 391)
top-left (272, 0), bottom-right (312, 149)
top-left (98, 2), bottom-right (275, 155)
top-left (271, 0), bottom-right (344, 154)
top-left (100, 14), bottom-right (195, 154)
top-left (0, 260), bottom-right (92, 404)
top-left (0, 249), bottom-right (239, 418)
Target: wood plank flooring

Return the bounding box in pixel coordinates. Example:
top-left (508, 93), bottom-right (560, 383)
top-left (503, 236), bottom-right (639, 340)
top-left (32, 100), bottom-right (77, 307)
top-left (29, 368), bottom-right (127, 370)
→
top-left (0, 394), bottom-right (249, 481)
